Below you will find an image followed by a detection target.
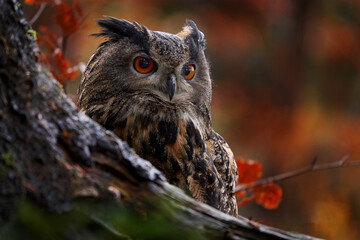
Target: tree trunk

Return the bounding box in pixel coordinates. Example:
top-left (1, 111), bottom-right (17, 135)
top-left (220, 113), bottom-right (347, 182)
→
top-left (0, 1), bottom-right (322, 239)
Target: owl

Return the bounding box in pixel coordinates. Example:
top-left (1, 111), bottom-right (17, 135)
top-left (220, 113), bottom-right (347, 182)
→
top-left (78, 17), bottom-right (238, 216)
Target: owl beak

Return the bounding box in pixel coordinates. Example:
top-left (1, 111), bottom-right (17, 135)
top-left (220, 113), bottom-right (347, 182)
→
top-left (167, 74), bottom-right (176, 101)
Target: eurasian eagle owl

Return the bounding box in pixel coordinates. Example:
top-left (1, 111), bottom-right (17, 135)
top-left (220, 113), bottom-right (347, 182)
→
top-left (78, 17), bottom-right (238, 216)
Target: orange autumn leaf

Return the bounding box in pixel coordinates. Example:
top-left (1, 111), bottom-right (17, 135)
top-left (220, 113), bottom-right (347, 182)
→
top-left (235, 157), bottom-right (263, 184)
top-left (53, 49), bottom-right (69, 74)
top-left (73, 1), bottom-right (82, 18)
top-left (235, 157), bottom-right (283, 209)
top-left (235, 190), bottom-right (245, 199)
top-left (65, 68), bottom-right (79, 81)
top-left (27, 0), bottom-right (83, 87)
top-left (51, 49), bottom-right (79, 84)
top-left (38, 26), bottom-right (58, 43)
top-left (36, 26), bottom-right (60, 53)
top-left (25, 0), bottom-right (58, 7)
top-left (37, 36), bottom-right (56, 51)
top-left (51, 67), bottom-right (79, 85)
top-left (55, 2), bottom-right (82, 35)
top-left (253, 183), bottom-right (282, 209)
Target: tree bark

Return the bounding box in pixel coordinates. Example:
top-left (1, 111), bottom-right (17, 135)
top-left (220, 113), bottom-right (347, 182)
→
top-left (0, 1), bottom-right (322, 239)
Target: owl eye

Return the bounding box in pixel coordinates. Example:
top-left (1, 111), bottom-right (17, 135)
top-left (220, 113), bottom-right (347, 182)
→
top-left (134, 56), bottom-right (155, 74)
top-left (183, 64), bottom-right (195, 80)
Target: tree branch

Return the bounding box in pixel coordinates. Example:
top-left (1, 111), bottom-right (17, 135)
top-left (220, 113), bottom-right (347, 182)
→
top-left (28, 3), bottom-right (46, 26)
top-left (235, 155), bottom-right (359, 192)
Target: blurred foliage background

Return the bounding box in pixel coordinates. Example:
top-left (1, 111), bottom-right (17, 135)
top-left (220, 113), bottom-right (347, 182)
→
top-left (24, 0), bottom-right (360, 239)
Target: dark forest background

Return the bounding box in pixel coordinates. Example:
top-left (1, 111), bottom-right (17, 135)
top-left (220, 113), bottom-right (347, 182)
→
top-left (24, 0), bottom-right (360, 239)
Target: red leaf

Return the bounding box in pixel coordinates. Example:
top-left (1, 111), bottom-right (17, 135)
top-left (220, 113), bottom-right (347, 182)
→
top-left (25, 0), bottom-right (58, 6)
top-left (253, 183), bottom-right (282, 209)
top-left (235, 190), bottom-right (245, 199)
top-left (38, 26), bottom-right (50, 34)
top-left (65, 67), bottom-right (79, 80)
top-left (51, 49), bottom-right (79, 84)
top-left (39, 26), bottom-right (58, 43)
top-left (73, 1), bottom-right (83, 18)
top-left (234, 157), bottom-right (282, 209)
top-left (37, 36), bottom-right (56, 52)
top-left (55, 2), bottom-right (82, 35)
top-left (53, 49), bottom-right (69, 74)
top-left (37, 26), bottom-right (58, 51)
top-left (235, 157), bottom-right (263, 184)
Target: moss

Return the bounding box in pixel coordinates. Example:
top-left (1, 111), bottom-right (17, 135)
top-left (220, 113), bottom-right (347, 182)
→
top-left (1, 151), bottom-right (14, 168)
top-left (27, 29), bottom-right (37, 40)
top-left (0, 151), bottom-right (14, 180)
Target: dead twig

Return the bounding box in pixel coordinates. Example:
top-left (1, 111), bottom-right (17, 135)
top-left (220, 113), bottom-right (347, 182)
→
top-left (29, 3), bottom-right (47, 26)
top-left (235, 155), bottom-right (360, 192)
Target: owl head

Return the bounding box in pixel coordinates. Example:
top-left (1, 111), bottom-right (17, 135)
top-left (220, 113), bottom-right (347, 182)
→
top-left (78, 17), bottom-right (212, 111)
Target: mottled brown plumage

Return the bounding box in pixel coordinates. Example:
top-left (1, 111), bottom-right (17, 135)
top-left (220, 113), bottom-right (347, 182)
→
top-left (78, 17), bottom-right (238, 215)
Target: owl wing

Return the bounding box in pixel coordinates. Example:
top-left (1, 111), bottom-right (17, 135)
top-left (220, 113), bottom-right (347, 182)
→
top-left (206, 130), bottom-right (238, 216)
top-left (166, 120), bottom-right (236, 215)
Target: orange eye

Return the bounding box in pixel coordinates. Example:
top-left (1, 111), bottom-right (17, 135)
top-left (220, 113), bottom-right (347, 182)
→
top-left (134, 56), bottom-right (155, 74)
top-left (183, 64), bottom-right (195, 80)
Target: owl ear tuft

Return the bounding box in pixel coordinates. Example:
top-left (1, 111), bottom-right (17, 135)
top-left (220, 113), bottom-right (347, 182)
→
top-left (91, 16), bottom-right (150, 50)
top-left (184, 20), bottom-right (206, 59)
